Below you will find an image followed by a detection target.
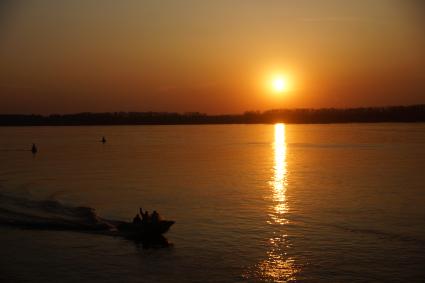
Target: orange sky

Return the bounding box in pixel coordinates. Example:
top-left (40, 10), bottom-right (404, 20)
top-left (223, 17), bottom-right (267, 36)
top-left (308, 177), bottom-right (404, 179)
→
top-left (0, 0), bottom-right (424, 114)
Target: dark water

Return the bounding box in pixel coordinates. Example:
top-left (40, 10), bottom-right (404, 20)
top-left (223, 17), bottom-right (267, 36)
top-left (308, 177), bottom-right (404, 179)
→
top-left (0, 124), bottom-right (424, 282)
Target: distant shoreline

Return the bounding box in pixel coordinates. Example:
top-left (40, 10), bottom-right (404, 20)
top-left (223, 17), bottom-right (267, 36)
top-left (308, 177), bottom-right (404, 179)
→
top-left (1, 105), bottom-right (424, 126)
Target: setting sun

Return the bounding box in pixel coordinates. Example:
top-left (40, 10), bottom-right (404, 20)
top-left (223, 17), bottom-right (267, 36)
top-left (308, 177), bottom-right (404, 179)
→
top-left (271, 75), bottom-right (290, 93)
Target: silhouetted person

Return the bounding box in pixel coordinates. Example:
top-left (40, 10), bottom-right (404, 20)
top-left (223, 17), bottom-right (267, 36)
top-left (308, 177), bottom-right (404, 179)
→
top-left (151, 210), bottom-right (161, 224)
top-left (133, 213), bottom-right (142, 225)
top-left (101, 136), bottom-right (106, 143)
top-left (142, 211), bottom-right (150, 224)
top-left (31, 143), bottom-right (37, 154)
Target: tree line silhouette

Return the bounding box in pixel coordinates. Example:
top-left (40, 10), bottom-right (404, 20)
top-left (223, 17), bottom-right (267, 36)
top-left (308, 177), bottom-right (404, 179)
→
top-left (0, 105), bottom-right (424, 126)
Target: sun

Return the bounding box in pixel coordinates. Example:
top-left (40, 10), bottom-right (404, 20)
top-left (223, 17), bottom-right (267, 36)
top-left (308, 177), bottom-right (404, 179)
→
top-left (271, 75), bottom-right (289, 93)
top-left (261, 70), bottom-right (296, 95)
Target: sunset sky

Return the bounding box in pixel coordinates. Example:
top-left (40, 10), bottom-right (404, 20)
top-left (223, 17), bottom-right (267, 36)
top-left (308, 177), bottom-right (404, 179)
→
top-left (1, 0), bottom-right (424, 114)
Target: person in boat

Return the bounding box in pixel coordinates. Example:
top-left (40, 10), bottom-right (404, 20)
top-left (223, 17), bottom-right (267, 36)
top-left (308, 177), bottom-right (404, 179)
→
top-left (142, 210), bottom-right (151, 224)
top-left (151, 210), bottom-right (161, 224)
top-left (139, 207), bottom-right (148, 223)
top-left (133, 213), bottom-right (142, 224)
top-left (31, 143), bottom-right (38, 154)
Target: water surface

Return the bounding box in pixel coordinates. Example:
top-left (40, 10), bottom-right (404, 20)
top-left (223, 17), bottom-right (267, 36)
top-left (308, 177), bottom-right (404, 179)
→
top-left (0, 124), bottom-right (424, 282)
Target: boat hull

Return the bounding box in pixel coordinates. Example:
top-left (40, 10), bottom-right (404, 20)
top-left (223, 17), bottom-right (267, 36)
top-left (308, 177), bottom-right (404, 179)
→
top-left (116, 220), bottom-right (175, 239)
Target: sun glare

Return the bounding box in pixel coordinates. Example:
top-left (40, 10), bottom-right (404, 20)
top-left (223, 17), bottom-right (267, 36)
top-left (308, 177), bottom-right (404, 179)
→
top-left (271, 75), bottom-right (290, 93)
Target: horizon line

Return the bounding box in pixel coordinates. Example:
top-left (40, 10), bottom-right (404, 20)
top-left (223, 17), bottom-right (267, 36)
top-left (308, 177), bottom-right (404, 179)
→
top-left (1, 104), bottom-right (424, 117)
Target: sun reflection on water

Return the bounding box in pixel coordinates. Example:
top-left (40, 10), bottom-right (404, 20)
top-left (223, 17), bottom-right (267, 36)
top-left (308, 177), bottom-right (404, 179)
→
top-left (270, 123), bottom-right (288, 225)
top-left (252, 123), bottom-right (299, 282)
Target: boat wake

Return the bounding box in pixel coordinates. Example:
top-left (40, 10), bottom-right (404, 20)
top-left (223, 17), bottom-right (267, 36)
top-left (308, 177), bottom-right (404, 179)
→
top-left (0, 193), bottom-right (115, 232)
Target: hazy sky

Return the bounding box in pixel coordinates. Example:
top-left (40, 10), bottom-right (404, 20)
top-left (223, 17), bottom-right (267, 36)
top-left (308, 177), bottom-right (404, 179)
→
top-left (0, 0), bottom-right (424, 114)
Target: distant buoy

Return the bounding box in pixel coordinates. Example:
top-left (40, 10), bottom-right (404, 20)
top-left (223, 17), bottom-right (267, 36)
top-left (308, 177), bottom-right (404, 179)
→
top-left (31, 143), bottom-right (38, 154)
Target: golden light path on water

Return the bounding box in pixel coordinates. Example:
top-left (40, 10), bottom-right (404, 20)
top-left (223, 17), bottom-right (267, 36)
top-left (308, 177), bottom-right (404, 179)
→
top-left (271, 123), bottom-right (288, 225)
top-left (256, 123), bottom-right (299, 282)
